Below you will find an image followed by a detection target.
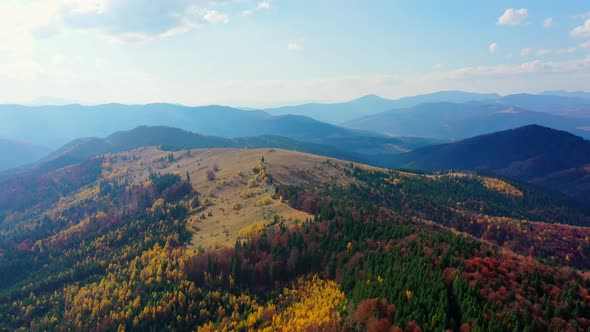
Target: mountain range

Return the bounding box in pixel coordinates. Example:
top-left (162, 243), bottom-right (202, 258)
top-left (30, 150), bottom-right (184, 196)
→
top-left (2, 89), bottom-right (590, 174)
top-left (343, 101), bottom-right (590, 139)
top-left (264, 91), bottom-right (500, 124)
top-left (266, 91), bottom-right (590, 124)
top-left (498, 93), bottom-right (590, 118)
top-left (540, 90), bottom-right (590, 100)
top-left (11, 123), bottom-right (587, 210)
top-left (2, 93), bottom-right (590, 330)
top-left (0, 104), bottom-right (438, 156)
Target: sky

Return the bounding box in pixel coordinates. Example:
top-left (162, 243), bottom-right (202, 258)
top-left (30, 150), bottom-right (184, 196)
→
top-left (1, 0), bottom-right (590, 107)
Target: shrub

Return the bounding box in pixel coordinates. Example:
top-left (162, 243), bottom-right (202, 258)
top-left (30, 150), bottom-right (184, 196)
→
top-left (255, 196), bottom-right (273, 207)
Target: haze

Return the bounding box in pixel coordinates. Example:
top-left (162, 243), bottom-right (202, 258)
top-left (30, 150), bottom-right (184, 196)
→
top-left (1, 1), bottom-right (590, 107)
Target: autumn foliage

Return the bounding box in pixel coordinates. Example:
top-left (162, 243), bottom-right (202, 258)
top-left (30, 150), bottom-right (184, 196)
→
top-left (1, 152), bottom-right (589, 331)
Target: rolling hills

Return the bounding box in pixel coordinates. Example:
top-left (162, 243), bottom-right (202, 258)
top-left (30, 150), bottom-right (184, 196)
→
top-left (389, 125), bottom-right (590, 204)
top-left (264, 91), bottom-right (500, 124)
top-left (541, 90), bottom-right (590, 100)
top-left (0, 104), bottom-right (440, 167)
top-left (500, 93), bottom-right (590, 118)
top-left (0, 104), bottom-right (266, 147)
top-left (265, 91), bottom-right (590, 126)
top-left (0, 103), bottom-right (274, 148)
top-left (343, 102), bottom-right (590, 139)
top-left (35, 126), bottom-right (360, 172)
top-left (0, 103), bottom-right (433, 151)
top-left (15, 125), bottom-right (440, 177)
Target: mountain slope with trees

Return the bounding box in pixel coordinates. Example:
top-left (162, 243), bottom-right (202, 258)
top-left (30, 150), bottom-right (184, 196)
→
top-left (0, 146), bottom-right (589, 331)
top-left (389, 125), bottom-right (590, 204)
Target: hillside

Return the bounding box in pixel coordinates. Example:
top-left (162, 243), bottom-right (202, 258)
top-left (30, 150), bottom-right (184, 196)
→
top-left (0, 139), bottom-right (50, 171)
top-left (343, 101), bottom-right (590, 139)
top-left (25, 126), bottom-right (439, 176)
top-left (389, 125), bottom-right (590, 203)
top-left (1, 146), bottom-right (590, 330)
top-left (265, 91), bottom-right (499, 124)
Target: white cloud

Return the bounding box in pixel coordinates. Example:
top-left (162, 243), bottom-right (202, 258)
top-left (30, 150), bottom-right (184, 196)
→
top-left (580, 41), bottom-right (590, 49)
top-left (520, 48), bottom-right (531, 57)
top-left (534, 46), bottom-right (579, 56)
top-left (287, 42), bottom-right (301, 51)
top-left (203, 10), bottom-right (229, 24)
top-left (497, 8), bottom-right (528, 26)
top-left (543, 18), bottom-right (553, 28)
top-left (432, 63), bottom-right (444, 70)
top-left (243, 1), bottom-right (270, 17)
top-left (4, 0), bottom-right (242, 44)
top-left (555, 47), bottom-right (577, 54)
top-left (433, 57), bottom-right (590, 80)
top-left (571, 19), bottom-right (590, 37)
top-left (0, 0), bottom-right (65, 57)
top-left (257, 2), bottom-right (271, 10)
top-left (572, 12), bottom-right (590, 20)
top-left (489, 42), bottom-right (498, 53)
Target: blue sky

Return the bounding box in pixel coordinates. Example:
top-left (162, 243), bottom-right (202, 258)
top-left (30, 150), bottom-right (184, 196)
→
top-left (1, 0), bottom-right (589, 107)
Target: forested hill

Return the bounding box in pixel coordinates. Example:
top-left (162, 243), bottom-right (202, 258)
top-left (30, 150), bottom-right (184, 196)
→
top-left (0, 147), bottom-right (589, 331)
top-left (389, 125), bottom-right (590, 204)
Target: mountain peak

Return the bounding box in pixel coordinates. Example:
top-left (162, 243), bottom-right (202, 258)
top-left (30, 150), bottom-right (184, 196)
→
top-left (349, 94), bottom-right (388, 103)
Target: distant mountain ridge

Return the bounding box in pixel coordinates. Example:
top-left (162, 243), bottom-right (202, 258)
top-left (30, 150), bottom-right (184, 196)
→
top-left (0, 104), bottom-right (437, 157)
top-left (498, 94), bottom-right (590, 118)
top-left (389, 125), bottom-right (590, 204)
top-left (343, 101), bottom-right (590, 139)
top-left (2, 90), bottom-right (590, 173)
top-left (0, 103), bottom-right (270, 147)
top-left (264, 91), bottom-right (500, 124)
top-left (540, 90), bottom-right (590, 100)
